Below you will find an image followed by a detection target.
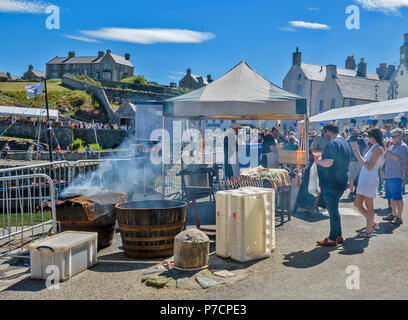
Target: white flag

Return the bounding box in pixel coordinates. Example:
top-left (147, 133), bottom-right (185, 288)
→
top-left (25, 82), bottom-right (44, 99)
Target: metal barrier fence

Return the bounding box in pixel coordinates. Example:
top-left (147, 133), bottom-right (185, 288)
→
top-left (0, 161), bottom-right (71, 198)
top-left (0, 174), bottom-right (57, 258)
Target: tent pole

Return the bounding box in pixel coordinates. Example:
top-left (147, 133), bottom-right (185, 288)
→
top-left (162, 116), bottom-right (165, 200)
top-left (305, 115), bottom-right (310, 164)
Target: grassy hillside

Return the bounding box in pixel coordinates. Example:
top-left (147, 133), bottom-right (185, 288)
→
top-left (0, 79), bottom-right (107, 122)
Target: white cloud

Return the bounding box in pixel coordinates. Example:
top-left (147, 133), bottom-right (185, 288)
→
top-left (354, 0), bottom-right (408, 14)
top-left (289, 21), bottom-right (330, 30)
top-left (79, 27), bottom-right (216, 44)
top-left (0, 0), bottom-right (50, 14)
top-left (64, 35), bottom-right (100, 43)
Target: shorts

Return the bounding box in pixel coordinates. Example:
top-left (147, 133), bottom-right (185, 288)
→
top-left (349, 161), bottom-right (362, 181)
top-left (385, 178), bottom-right (403, 201)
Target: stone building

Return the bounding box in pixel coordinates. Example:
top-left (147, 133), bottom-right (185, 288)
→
top-left (314, 61), bottom-right (390, 114)
top-left (46, 50), bottom-right (134, 81)
top-left (282, 48), bottom-right (393, 130)
top-left (179, 69), bottom-right (213, 90)
top-left (23, 65), bottom-right (46, 81)
top-left (389, 33), bottom-right (408, 99)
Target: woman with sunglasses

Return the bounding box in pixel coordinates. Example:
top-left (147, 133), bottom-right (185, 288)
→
top-left (351, 128), bottom-right (385, 238)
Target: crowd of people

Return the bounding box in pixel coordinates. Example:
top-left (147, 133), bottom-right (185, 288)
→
top-left (0, 116), bottom-right (133, 131)
top-left (311, 122), bottom-right (406, 246)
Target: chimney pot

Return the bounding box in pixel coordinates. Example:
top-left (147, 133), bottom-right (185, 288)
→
top-left (404, 33), bottom-right (408, 44)
top-left (292, 48), bottom-right (302, 66)
top-left (357, 58), bottom-right (367, 77)
top-left (98, 51), bottom-right (104, 58)
top-left (187, 68), bottom-right (191, 75)
top-left (326, 64), bottom-right (337, 78)
top-left (124, 53), bottom-right (130, 60)
top-left (345, 56), bottom-right (356, 70)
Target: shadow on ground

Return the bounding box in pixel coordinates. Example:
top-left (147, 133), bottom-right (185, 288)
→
top-left (291, 210), bottom-right (329, 223)
top-left (282, 247), bottom-right (337, 268)
top-left (338, 237), bottom-right (370, 255)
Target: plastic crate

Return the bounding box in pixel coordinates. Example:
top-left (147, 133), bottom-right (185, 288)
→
top-left (27, 231), bottom-right (98, 281)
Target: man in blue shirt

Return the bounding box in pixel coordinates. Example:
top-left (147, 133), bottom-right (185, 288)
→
top-left (316, 122), bottom-right (352, 246)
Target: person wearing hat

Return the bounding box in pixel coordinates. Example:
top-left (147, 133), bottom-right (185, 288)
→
top-left (224, 123), bottom-right (241, 178)
top-left (261, 126), bottom-right (281, 169)
top-left (347, 127), bottom-right (368, 198)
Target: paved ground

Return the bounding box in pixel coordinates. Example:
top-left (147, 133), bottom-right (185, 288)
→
top-left (0, 192), bottom-right (407, 300)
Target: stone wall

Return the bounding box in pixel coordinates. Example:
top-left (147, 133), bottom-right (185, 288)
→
top-left (99, 79), bottom-right (185, 96)
top-left (0, 124), bottom-right (73, 149)
top-left (62, 75), bottom-right (117, 122)
top-left (73, 128), bottom-right (134, 149)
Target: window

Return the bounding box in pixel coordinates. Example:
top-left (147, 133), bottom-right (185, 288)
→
top-left (65, 64), bottom-right (69, 71)
top-left (331, 98), bottom-right (336, 109)
top-left (96, 64), bottom-right (100, 71)
top-left (297, 73), bottom-right (302, 81)
top-left (349, 99), bottom-right (357, 106)
top-left (319, 100), bottom-right (324, 112)
top-left (53, 65), bottom-right (57, 71)
top-left (401, 70), bottom-right (404, 76)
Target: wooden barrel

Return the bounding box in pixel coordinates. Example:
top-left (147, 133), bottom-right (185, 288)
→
top-left (56, 206), bottom-right (116, 251)
top-left (115, 200), bottom-right (188, 259)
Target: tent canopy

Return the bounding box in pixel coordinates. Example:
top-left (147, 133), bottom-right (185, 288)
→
top-left (0, 106), bottom-right (59, 120)
top-left (163, 61), bottom-right (307, 121)
top-left (309, 97), bottom-right (408, 124)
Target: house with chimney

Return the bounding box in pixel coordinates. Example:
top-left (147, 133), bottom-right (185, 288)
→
top-left (314, 59), bottom-right (390, 115)
top-left (389, 33), bottom-right (408, 99)
top-left (46, 50), bottom-right (134, 81)
top-left (178, 69), bottom-right (213, 90)
top-left (23, 65), bottom-right (46, 82)
top-left (283, 48), bottom-right (393, 116)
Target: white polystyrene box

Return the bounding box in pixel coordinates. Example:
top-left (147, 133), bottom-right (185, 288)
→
top-left (27, 231), bottom-right (98, 281)
top-left (215, 191), bottom-right (231, 258)
top-left (238, 187), bottom-right (275, 252)
top-left (229, 189), bottom-right (275, 262)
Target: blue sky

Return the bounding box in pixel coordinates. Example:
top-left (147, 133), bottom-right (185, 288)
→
top-left (1, 0), bottom-right (408, 86)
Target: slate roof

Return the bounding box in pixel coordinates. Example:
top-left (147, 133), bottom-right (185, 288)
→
top-left (115, 100), bottom-right (136, 118)
top-left (190, 74), bottom-right (209, 85)
top-left (46, 53), bottom-right (133, 67)
top-left (110, 53), bottom-right (134, 67)
top-left (335, 75), bottom-right (390, 101)
top-left (47, 57), bottom-right (68, 65)
top-left (63, 56), bottom-right (98, 64)
top-left (300, 62), bottom-right (379, 81)
top-left (31, 70), bottom-right (46, 78)
top-left (0, 72), bottom-right (8, 79)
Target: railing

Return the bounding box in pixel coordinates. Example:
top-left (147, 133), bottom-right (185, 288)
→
top-left (0, 161), bottom-right (71, 197)
top-left (0, 174), bottom-right (57, 257)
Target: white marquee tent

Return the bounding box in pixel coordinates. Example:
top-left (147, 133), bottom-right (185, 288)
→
top-left (0, 106), bottom-right (59, 120)
top-left (309, 97), bottom-right (408, 126)
top-left (163, 61), bottom-right (308, 121)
